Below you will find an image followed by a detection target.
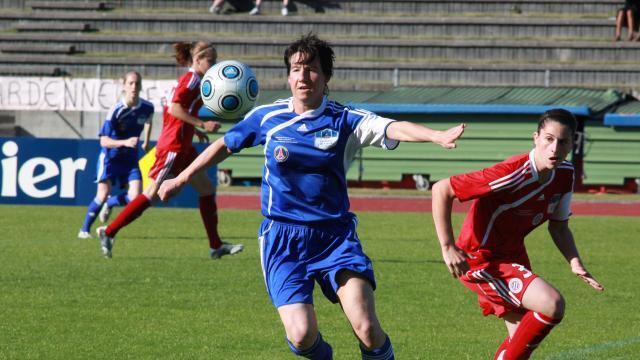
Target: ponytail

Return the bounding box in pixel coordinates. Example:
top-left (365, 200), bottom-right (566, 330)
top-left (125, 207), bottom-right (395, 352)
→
top-left (172, 41), bottom-right (217, 67)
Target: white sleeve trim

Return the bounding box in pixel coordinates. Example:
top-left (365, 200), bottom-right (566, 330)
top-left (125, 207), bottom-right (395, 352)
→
top-left (353, 112), bottom-right (399, 150)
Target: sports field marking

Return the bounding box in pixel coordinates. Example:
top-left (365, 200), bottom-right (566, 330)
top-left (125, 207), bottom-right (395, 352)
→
top-left (545, 336), bottom-right (640, 359)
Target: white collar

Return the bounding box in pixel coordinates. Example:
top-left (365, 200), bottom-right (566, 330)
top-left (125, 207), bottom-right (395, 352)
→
top-left (528, 149), bottom-right (554, 184)
top-left (288, 96), bottom-right (328, 118)
top-left (121, 97), bottom-right (141, 110)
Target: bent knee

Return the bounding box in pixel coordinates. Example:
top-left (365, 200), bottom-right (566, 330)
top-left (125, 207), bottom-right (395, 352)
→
top-left (352, 320), bottom-right (384, 349)
top-left (286, 325), bottom-right (317, 350)
top-left (540, 292), bottom-right (565, 320)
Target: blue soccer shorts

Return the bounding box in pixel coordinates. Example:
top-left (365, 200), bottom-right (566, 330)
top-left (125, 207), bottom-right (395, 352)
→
top-left (258, 214), bottom-right (376, 308)
top-left (96, 154), bottom-right (142, 187)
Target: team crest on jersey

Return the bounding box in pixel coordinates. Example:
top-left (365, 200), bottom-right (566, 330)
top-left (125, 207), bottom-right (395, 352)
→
top-left (547, 193), bottom-right (562, 214)
top-left (508, 278), bottom-right (523, 294)
top-left (274, 145), bottom-right (289, 162)
top-left (137, 116), bottom-right (149, 125)
top-left (314, 129), bottom-right (339, 150)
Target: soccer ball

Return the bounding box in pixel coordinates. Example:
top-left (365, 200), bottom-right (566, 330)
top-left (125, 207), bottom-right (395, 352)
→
top-left (201, 60), bottom-right (259, 120)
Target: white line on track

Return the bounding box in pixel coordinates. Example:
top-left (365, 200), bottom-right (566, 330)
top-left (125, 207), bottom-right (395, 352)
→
top-left (545, 336), bottom-right (640, 359)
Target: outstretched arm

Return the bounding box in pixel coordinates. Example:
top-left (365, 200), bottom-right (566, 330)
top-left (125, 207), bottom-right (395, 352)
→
top-left (158, 137), bottom-right (232, 201)
top-left (548, 220), bottom-right (604, 291)
top-left (431, 178), bottom-right (469, 278)
top-left (386, 122), bottom-right (465, 148)
top-left (168, 102), bottom-right (221, 133)
top-left (141, 121), bottom-right (152, 152)
top-left (100, 135), bottom-right (138, 149)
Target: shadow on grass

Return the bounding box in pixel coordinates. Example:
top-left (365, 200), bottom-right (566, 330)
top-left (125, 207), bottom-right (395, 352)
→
top-left (376, 258), bottom-right (443, 265)
top-left (130, 235), bottom-right (251, 241)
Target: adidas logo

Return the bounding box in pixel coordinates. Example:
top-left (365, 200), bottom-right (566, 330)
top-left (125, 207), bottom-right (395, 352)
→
top-left (537, 194), bottom-right (545, 201)
top-left (296, 123), bottom-right (308, 132)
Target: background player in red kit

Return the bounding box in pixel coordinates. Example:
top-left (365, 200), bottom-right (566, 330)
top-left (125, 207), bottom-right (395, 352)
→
top-left (97, 41), bottom-right (243, 259)
top-left (431, 109), bottom-right (603, 360)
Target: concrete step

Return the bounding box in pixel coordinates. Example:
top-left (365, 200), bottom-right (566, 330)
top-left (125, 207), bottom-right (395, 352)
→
top-left (0, 33), bottom-right (637, 62)
top-left (14, 21), bottom-right (97, 32)
top-left (1, 54), bottom-right (637, 89)
top-left (0, 12), bottom-right (615, 39)
top-left (0, 111), bottom-right (16, 137)
top-left (0, 64), bottom-right (66, 76)
top-left (0, 43), bottom-right (78, 55)
top-left (109, 0), bottom-right (621, 16)
top-left (28, 1), bottom-right (112, 11)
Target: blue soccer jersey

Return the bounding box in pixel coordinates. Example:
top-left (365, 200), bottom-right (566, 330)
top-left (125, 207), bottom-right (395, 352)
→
top-left (99, 98), bottom-right (154, 161)
top-left (224, 96), bottom-right (399, 223)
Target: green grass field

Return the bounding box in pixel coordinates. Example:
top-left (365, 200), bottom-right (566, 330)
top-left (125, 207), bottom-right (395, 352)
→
top-left (1, 205), bottom-right (639, 359)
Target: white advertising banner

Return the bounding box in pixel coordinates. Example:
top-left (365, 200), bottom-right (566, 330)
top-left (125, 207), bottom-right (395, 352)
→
top-left (0, 77), bottom-right (176, 112)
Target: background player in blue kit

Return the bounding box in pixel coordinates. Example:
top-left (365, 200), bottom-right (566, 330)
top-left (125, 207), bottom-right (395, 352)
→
top-left (78, 71), bottom-right (153, 239)
top-left (158, 33), bottom-right (465, 359)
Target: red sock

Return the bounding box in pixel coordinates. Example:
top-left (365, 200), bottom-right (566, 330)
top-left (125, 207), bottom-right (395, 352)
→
top-left (503, 311), bottom-right (561, 360)
top-left (199, 194), bottom-right (222, 249)
top-left (494, 336), bottom-right (510, 360)
top-left (105, 195), bottom-right (151, 237)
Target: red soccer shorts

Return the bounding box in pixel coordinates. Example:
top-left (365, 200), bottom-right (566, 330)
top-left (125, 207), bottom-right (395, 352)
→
top-left (148, 146), bottom-right (198, 182)
top-left (459, 258), bottom-right (539, 317)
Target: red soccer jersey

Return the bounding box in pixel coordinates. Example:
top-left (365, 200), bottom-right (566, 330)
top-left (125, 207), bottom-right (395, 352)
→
top-left (157, 68), bottom-right (203, 152)
top-left (450, 150), bottom-right (574, 264)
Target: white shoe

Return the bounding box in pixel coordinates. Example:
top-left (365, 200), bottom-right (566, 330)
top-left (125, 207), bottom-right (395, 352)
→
top-left (97, 226), bottom-right (114, 258)
top-left (98, 203), bottom-right (111, 223)
top-left (209, 5), bottom-right (221, 14)
top-left (78, 230), bottom-right (92, 239)
top-left (281, 6), bottom-right (288, 16)
top-left (210, 242), bottom-right (244, 259)
top-left (249, 6), bottom-right (260, 15)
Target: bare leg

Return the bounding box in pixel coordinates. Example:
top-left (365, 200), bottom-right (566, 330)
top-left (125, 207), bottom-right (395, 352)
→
top-left (278, 303), bottom-right (320, 349)
top-left (627, 10), bottom-right (635, 40)
top-left (521, 277), bottom-right (565, 319)
top-left (127, 179), bottom-right (142, 200)
top-left (336, 270), bottom-right (387, 350)
top-left (615, 10), bottom-right (624, 41)
top-left (497, 278), bottom-right (564, 360)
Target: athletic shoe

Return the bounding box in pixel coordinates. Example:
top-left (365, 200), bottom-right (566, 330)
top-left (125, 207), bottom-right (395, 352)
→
top-left (97, 226), bottom-right (114, 258)
top-left (210, 242), bottom-right (244, 259)
top-left (98, 203), bottom-right (111, 223)
top-left (209, 5), bottom-right (222, 14)
top-left (281, 7), bottom-right (288, 16)
top-left (77, 230), bottom-right (92, 239)
top-left (249, 6), bottom-right (260, 15)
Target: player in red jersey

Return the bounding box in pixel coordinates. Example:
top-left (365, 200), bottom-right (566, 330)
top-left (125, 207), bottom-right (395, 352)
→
top-left (432, 109), bottom-right (603, 360)
top-left (97, 41), bottom-right (243, 260)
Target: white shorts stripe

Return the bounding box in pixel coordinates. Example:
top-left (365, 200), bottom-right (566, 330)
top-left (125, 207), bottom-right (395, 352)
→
top-left (156, 151), bottom-right (177, 183)
top-left (258, 221), bottom-right (274, 289)
top-left (476, 270), bottom-right (521, 307)
top-left (96, 152), bottom-right (106, 182)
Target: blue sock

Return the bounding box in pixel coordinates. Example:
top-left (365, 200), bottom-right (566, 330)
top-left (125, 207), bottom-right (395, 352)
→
top-left (360, 336), bottom-right (394, 360)
top-left (106, 193), bottom-right (129, 208)
top-left (287, 332), bottom-right (333, 360)
top-left (81, 198), bottom-right (103, 232)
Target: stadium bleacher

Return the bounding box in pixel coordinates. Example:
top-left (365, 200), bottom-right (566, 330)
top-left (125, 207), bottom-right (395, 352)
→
top-left (1, 0), bottom-right (638, 191)
top-left (1, 0), bottom-right (638, 88)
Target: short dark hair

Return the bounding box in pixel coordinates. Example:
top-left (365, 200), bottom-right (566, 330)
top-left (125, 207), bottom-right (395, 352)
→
top-left (284, 33), bottom-right (335, 79)
top-left (537, 108), bottom-right (578, 136)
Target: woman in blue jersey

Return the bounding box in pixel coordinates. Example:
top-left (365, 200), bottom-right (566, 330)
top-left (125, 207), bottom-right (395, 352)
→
top-left (159, 33), bottom-right (465, 359)
top-left (78, 71), bottom-right (153, 239)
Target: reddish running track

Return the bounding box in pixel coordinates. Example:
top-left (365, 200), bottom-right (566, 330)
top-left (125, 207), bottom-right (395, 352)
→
top-left (217, 193), bottom-right (640, 217)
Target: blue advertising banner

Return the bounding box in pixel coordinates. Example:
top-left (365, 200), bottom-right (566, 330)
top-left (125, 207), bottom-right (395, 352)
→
top-left (0, 137), bottom-right (216, 208)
